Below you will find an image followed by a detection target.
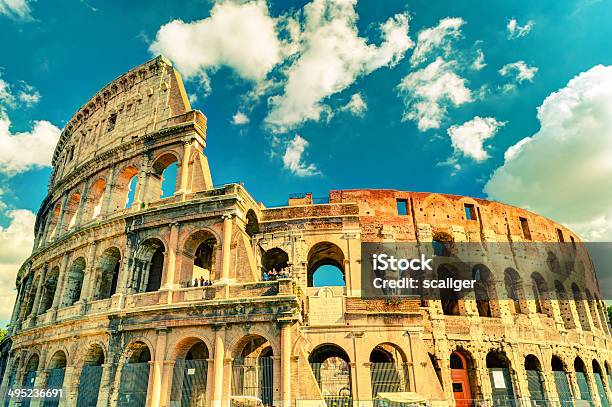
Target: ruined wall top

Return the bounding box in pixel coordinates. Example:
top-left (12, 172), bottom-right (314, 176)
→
top-left (49, 55), bottom-right (193, 188)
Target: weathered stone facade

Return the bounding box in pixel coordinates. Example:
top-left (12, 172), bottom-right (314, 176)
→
top-left (1, 57), bottom-right (611, 407)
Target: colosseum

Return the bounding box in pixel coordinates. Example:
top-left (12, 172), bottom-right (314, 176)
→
top-left (0, 56), bottom-right (611, 407)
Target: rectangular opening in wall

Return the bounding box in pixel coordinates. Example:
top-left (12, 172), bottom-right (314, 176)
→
top-left (519, 217), bottom-right (532, 240)
top-left (396, 199), bottom-right (408, 216)
top-left (107, 113), bottom-right (117, 132)
top-left (570, 235), bottom-right (576, 249)
top-left (557, 228), bottom-right (565, 242)
top-left (464, 203), bottom-right (477, 220)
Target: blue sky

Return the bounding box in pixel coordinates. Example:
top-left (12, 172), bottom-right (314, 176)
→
top-left (1, 0), bottom-right (612, 317)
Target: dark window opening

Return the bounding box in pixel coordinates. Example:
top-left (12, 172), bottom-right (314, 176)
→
top-left (570, 235), bottom-right (576, 249)
top-left (557, 228), bottom-right (565, 242)
top-left (519, 217), bottom-right (531, 240)
top-left (107, 113), bottom-right (117, 132)
top-left (396, 199), bottom-right (408, 216)
top-left (464, 204), bottom-right (477, 220)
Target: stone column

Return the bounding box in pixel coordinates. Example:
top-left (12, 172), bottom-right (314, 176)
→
top-left (83, 241), bottom-right (99, 301)
top-left (280, 321), bottom-right (292, 407)
top-left (30, 267), bottom-right (48, 317)
top-left (160, 360), bottom-right (176, 407)
top-left (54, 193), bottom-right (70, 236)
top-left (212, 324), bottom-right (226, 407)
top-left (50, 251), bottom-right (72, 312)
top-left (219, 214), bottom-right (233, 283)
top-left (150, 327), bottom-right (168, 407)
top-left (100, 165), bottom-right (116, 215)
top-left (96, 363), bottom-right (115, 407)
top-left (176, 141), bottom-right (192, 195)
top-left (163, 222), bottom-right (179, 290)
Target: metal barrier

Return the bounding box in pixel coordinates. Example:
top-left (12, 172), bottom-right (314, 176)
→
top-left (117, 362), bottom-right (149, 407)
top-left (309, 362), bottom-right (352, 407)
top-left (232, 357), bottom-right (274, 406)
top-left (170, 359), bottom-right (208, 407)
top-left (76, 364), bottom-right (103, 407)
top-left (42, 367), bottom-right (64, 407)
top-left (370, 362), bottom-right (409, 397)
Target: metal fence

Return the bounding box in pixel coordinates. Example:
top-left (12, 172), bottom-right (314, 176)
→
top-left (117, 362), bottom-right (150, 407)
top-left (370, 362), bottom-right (408, 397)
top-left (553, 371), bottom-right (573, 407)
top-left (77, 364), bottom-right (103, 407)
top-left (170, 359), bottom-right (208, 407)
top-left (309, 362), bottom-right (352, 407)
top-left (232, 357), bottom-right (274, 406)
top-left (42, 367), bottom-right (65, 407)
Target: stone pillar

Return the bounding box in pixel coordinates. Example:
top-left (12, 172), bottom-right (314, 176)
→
top-left (177, 141), bottom-right (192, 195)
top-left (281, 321), bottom-right (292, 407)
top-left (219, 214), bottom-right (233, 283)
top-left (83, 241), bottom-right (99, 301)
top-left (30, 267), bottom-right (48, 317)
top-left (96, 363), bottom-right (115, 407)
top-left (150, 328), bottom-right (168, 407)
top-left (212, 324), bottom-right (226, 407)
top-left (100, 165), bottom-right (116, 215)
top-left (51, 251), bottom-right (72, 311)
top-left (160, 360), bottom-right (176, 407)
top-left (9, 283), bottom-right (24, 326)
top-left (54, 193), bottom-right (70, 236)
top-left (163, 222), bottom-right (179, 290)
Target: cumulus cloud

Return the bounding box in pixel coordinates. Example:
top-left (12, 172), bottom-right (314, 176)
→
top-left (499, 60), bottom-right (538, 92)
top-left (0, 209), bottom-right (35, 324)
top-left (0, 78), bottom-right (41, 109)
top-left (150, 0), bottom-right (285, 94)
top-left (397, 57), bottom-right (472, 131)
top-left (232, 111), bottom-right (250, 125)
top-left (264, 0), bottom-right (412, 132)
top-left (0, 116), bottom-right (61, 175)
top-left (410, 17), bottom-right (464, 67)
top-left (472, 49), bottom-right (486, 70)
top-left (448, 116), bottom-right (506, 161)
top-left (282, 134), bottom-right (320, 177)
top-left (0, 0), bottom-right (32, 21)
top-left (485, 65), bottom-right (612, 240)
top-left (340, 92), bottom-right (367, 117)
top-left (17, 84), bottom-right (40, 107)
top-left (507, 18), bottom-right (534, 39)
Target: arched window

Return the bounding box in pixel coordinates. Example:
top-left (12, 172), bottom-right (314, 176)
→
top-left (77, 344), bottom-right (105, 406)
top-left (432, 232), bottom-right (454, 257)
top-left (232, 335), bottom-right (274, 405)
top-left (185, 230), bottom-right (218, 284)
top-left (23, 354), bottom-right (39, 389)
top-left (575, 357), bottom-right (593, 404)
top-left (261, 248), bottom-right (289, 280)
top-left (40, 267), bottom-right (60, 313)
top-left (504, 268), bottom-right (525, 315)
top-left (171, 340), bottom-right (209, 406)
top-left (551, 356), bottom-right (572, 405)
top-left (245, 210), bottom-right (260, 237)
top-left (61, 257), bottom-right (86, 307)
top-left (125, 176), bottom-right (138, 208)
top-left (309, 344), bottom-right (352, 405)
top-left (555, 280), bottom-right (576, 330)
top-left (572, 284), bottom-right (591, 331)
top-left (150, 153), bottom-right (179, 200)
top-left (47, 204), bottom-right (61, 241)
top-left (531, 272), bottom-right (553, 318)
top-left (486, 351), bottom-right (515, 405)
top-left (112, 165), bottom-right (139, 211)
top-left (132, 238), bottom-right (165, 293)
top-left (118, 342), bottom-right (152, 406)
top-left (45, 351), bottom-right (67, 407)
top-left (65, 192), bottom-right (82, 229)
top-left (438, 264), bottom-right (463, 316)
top-left (86, 178), bottom-right (106, 220)
top-left (525, 355), bottom-right (546, 403)
top-left (592, 360), bottom-right (609, 407)
top-left (473, 265), bottom-right (496, 317)
top-left (307, 242), bottom-right (345, 287)
top-left (370, 344), bottom-right (408, 398)
top-left (584, 289), bottom-right (601, 329)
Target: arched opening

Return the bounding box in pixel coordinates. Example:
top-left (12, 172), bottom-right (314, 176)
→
top-left (504, 268), bottom-right (526, 315)
top-left (585, 289), bottom-right (601, 329)
top-left (184, 230), bottom-right (218, 285)
top-left (113, 165), bottom-right (139, 211)
top-left (438, 264), bottom-right (462, 316)
top-left (525, 355), bottom-right (546, 403)
top-left (432, 232), bottom-right (454, 257)
top-left (555, 281), bottom-right (576, 330)
top-left (307, 242), bottom-right (345, 287)
top-left (65, 192), bottom-right (82, 230)
top-left (44, 351), bottom-right (67, 407)
top-left (575, 357), bottom-right (593, 404)
top-left (486, 350), bottom-right (515, 404)
top-left (369, 343), bottom-right (408, 398)
top-left (309, 344), bottom-right (352, 406)
top-left (171, 339), bottom-right (209, 406)
top-left (232, 335), bottom-right (274, 405)
top-left (592, 360), bottom-right (609, 407)
top-left (5, 356), bottom-right (20, 399)
top-left (61, 257), bottom-right (86, 307)
top-left (23, 275), bottom-right (38, 318)
top-left (150, 153), bottom-right (179, 200)
top-left (572, 284), bottom-right (591, 331)
top-left (22, 354), bottom-right (39, 404)
top-left (86, 178), bottom-right (106, 220)
top-left (551, 356), bottom-right (572, 406)
top-left (132, 238), bottom-right (165, 293)
top-left (118, 342), bottom-right (152, 407)
top-left (77, 344), bottom-right (105, 407)
top-left (261, 247), bottom-right (289, 280)
top-left (450, 351), bottom-right (475, 407)
top-left (245, 210), bottom-right (259, 237)
top-left (95, 247), bottom-right (121, 300)
top-left (531, 273), bottom-right (554, 318)
top-left (473, 264), bottom-right (496, 317)
top-left (47, 204), bottom-right (61, 241)
top-left (40, 267), bottom-right (60, 314)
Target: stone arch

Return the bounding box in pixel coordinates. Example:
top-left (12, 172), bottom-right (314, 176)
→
top-left (231, 333), bottom-right (275, 404)
top-left (592, 359), bottom-right (610, 406)
top-left (95, 247), bottom-right (121, 300)
top-left (170, 336), bottom-right (212, 360)
top-left (229, 331), bottom-right (278, 359)
top-left (184, 229), bottom-right (219, 283)
top-left (307, 241), bottom-right (345, 287)
top-left (47, 202), bottom-right (62, 240)
top-left (432, 231), bottom-right (454, 257)
top-left (170, 337), bottom-right (210, 407)
top-left (584, 289), bottom-right (601, 329)
top-left (525, 354), bottom-right (547, 402)
top-left (23, 274), bottom-right (39, 318)
top-left (61, 257), bottom-right (86, 307)
top-left (308, 343), bottom-right (352, 402)
top-left (84, 177), bottom-right (106, 220)
top-left (370, 343), bottom-right (409, 397)
top-left (80, 342), bottom-right (106, 366)
top-left (504, 268), bottom-right (526, 315)
top-left (245, 209), bottom-right (260, 237)
top-left (76, 342), bottom-right (106, 407)
top-left (149, 151), bottom-right (180, 200)
top-left (64, 191), bottom-right (82, 230)
top-left (531, 272), bottom-right (554, 318)
top-left (111, 164), bottom-right (139, 210)
top-left (40, 266), bottom-right (60, 313)
top-left (261, 247), bottom-right (289, 278)
top-left (438, 263), bottom-right (468, 316)
top-left (572, 283), bottom-right (591, 331)
top-left (486, 349), bottom-right (516, 404)
top-left (575, 356), bottom-right (594, 403)
top-left (555, 280), bottom-right (576, 329)
top-left (117, 340), bottom-right (153, 406)
top-left (450, 349), bottom-right (477, 406)
top-left (473, 264), bottom-right (497, 317)
top-left (23, 352), bottom-right (40, 387)
top-left (47, 350), bottom-right (67, 370)
top-left (132, 237), bottom-right (166, 293)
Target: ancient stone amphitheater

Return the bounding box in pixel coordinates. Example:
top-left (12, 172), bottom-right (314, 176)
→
top-left (1, 56), bottom-right (611, 407)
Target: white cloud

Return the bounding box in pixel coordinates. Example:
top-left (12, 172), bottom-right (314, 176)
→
top-left (507, 18), bottom-right (534, 39)
top-left (472, 49), bottom-right (486, 70)
top-left (232, 111), bottom-right (250, 125)
top-left (499, 60), bottom-right (538, 92)
top-left (0, 0), bottom-right (32, 21)
top-left (282, 134), bottom-right (320, 177)
top-left (0, 115), bottom-right (61, 175)
top-left (485, 65), bottom-right (612, 240)
top-left (17, 84), bottom-right (40, 107)
top-left (150, 0), bottom-right (285, 93)
top-left (0, 79), bottom-right (12, 106)
top-left (340, 92), bottom-right (367, 117)
top-left (0, 78), bottom-right (41, 109)
top-left (264, 0), bottom-right (412, 132)
top-left (410, 17), bottom-right (464, 67)
top-left (448, 116), bottom-right (506, 161)
top-left (397, 57), bottom-right (472, 131)
top-left (0, 209), bottom-right (35, 324)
